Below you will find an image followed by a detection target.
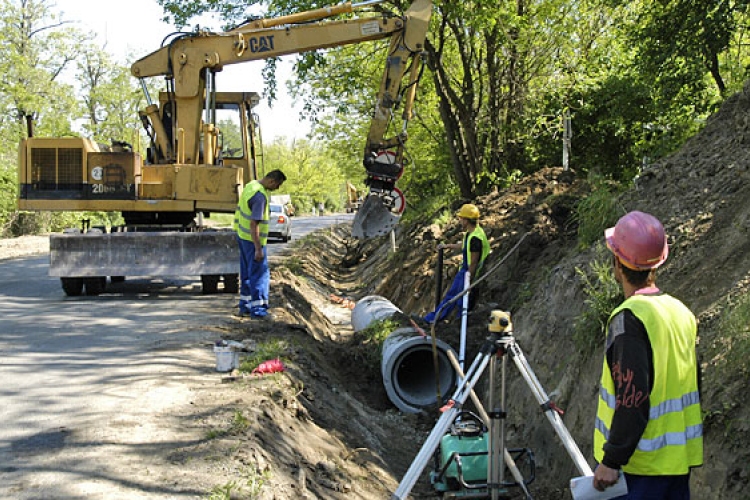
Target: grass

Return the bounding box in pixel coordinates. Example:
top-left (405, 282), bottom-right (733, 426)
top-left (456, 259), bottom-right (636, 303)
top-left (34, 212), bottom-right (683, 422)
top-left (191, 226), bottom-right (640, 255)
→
top-left (239, 338), bottom-right (289, 374)
top-left (281, 255), bottom-right (304, 274)
top-left (205, 410), bottom-right (251, 439)
top-left (573, 176), bottom-right (624, 248)
top-left (573, 244), bottom-right (622, 355)
top-left (714, 293), bottom-right (750, 379)
top-left (206, 466), bottom-right (270, 500)
top-left (205, 213), bottom-right (234, 227)
top-left (350, 318), bottom-right (399, 371)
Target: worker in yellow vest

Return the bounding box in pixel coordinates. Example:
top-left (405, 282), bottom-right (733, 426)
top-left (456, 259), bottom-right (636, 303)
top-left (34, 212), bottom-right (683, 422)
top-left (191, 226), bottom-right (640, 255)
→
top-left (422, 203), bottom-right (490, 324)
top-left (234, 169), bottom-right (287, 318)
top-left (593, 210), bottom-right (703, 498)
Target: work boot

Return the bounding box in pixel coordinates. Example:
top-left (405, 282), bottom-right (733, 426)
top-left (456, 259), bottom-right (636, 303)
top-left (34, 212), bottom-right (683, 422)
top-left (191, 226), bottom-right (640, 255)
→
top-left (250, 308), bottom-right (275, 321)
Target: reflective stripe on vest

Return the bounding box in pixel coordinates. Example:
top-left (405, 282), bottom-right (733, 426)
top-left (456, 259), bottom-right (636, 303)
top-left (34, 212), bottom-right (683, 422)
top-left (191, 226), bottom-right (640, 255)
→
top-left (593, 294), bottom-right (703, 475)
top-left (234, 180), bottom-right (269, 244)
top-left (462, 225), bottom-right (490, 271)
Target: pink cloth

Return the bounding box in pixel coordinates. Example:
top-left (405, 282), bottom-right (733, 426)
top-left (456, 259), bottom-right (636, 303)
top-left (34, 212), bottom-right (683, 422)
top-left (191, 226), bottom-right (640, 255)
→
top-left (252, 358), bottom-right (285, 375)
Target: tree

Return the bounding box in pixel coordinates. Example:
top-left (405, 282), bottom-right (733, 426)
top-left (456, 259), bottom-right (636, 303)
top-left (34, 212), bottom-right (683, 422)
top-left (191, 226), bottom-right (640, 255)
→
top-left (151, 0), bottom-right (750, 202)
top-left (625, 0), bottom-right (748, 97)
top-left (0, 0), bottom-right (143, 235)
top-left (261, 137), bottom-right (347, 212)
top-left (0, 0), bottom-right (88, 143)
top-left (76, 46), bottom-right (147, 148)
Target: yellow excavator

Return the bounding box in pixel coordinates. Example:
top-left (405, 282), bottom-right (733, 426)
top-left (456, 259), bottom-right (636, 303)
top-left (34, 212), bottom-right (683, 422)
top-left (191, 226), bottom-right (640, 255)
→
top-left (17, 0), bottom-right (431, 295)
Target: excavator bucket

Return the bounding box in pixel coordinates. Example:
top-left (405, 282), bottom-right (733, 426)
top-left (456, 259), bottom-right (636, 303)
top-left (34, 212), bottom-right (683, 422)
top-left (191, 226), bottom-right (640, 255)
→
top-left (351, 195), bottom-right (400, 239)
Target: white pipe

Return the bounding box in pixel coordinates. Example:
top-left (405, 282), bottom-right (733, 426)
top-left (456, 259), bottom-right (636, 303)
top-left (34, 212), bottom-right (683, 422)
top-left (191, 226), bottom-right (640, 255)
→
top-left (352, 296), bottom-right (458, 414)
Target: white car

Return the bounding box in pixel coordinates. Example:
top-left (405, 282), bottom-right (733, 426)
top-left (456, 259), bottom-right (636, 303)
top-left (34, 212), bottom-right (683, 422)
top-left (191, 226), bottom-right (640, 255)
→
top-left (268, 203), bottom-right (292, 242)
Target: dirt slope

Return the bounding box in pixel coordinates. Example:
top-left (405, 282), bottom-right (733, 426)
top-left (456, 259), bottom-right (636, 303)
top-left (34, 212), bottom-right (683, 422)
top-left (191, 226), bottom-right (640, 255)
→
top-left (236, 82), bottom-right (750, 498)
top-left (193, 82), bottom-right (750, 498)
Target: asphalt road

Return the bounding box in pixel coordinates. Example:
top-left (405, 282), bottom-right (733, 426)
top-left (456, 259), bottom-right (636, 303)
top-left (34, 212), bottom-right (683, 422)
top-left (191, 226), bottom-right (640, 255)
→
top-left (0, 213), bottom-right (352, 498)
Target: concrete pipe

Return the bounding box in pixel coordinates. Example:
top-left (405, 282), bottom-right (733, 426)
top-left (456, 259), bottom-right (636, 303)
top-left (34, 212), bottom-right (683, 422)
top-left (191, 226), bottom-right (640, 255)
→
top-left (352, 296), bottom-right (458, 414)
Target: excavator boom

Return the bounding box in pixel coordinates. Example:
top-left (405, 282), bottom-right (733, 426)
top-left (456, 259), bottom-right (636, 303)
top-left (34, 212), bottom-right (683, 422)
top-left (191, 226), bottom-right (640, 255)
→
top-left (132, 0), bottom-right (432, 238)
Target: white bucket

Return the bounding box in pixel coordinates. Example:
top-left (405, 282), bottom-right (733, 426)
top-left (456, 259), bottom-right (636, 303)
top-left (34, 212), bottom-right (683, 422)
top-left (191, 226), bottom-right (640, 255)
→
top-left (214, 346), bottom-right (240, 372)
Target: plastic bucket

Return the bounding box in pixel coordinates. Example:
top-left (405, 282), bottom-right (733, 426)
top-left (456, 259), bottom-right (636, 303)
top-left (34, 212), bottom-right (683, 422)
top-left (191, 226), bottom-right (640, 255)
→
top-left (214, 346), bottom-right (239, 372)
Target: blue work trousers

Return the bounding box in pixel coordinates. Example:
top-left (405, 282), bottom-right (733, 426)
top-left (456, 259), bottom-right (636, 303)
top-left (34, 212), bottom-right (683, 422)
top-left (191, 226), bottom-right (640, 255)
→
top-left (612, 472), bottom-right (691, 500)
top-left (424, 268), bottom-right (468, 323)
top-left (237, 236), bottom-right (270, 316)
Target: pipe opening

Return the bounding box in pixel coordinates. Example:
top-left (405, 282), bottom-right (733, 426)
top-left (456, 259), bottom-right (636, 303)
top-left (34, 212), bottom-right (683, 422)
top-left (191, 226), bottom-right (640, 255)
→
top-left (391, 345), bottom-right (456, 409)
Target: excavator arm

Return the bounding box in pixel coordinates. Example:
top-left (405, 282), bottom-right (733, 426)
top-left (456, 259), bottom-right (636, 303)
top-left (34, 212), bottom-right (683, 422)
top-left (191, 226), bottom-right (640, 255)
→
top-left (131, 0), bottom-right (432, 238)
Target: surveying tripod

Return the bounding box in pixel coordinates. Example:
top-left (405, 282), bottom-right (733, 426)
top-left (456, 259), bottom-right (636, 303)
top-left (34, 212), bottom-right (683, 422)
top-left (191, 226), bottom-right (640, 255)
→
top-left (391, 311), bottom-right (593, 500)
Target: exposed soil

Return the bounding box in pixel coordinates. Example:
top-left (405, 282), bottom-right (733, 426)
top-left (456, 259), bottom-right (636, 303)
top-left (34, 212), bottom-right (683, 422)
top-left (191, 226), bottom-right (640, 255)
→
top-left (4, 81), bottom-right (750, 499)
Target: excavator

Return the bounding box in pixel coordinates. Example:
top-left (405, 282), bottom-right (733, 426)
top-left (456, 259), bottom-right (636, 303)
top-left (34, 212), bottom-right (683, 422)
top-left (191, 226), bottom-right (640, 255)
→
top-left (17, 0), bottom-right (431, 295)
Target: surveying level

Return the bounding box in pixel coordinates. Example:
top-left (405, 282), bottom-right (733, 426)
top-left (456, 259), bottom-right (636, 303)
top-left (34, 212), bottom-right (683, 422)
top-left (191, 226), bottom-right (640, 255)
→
top-left (391, 311), bottom-right (592, 500)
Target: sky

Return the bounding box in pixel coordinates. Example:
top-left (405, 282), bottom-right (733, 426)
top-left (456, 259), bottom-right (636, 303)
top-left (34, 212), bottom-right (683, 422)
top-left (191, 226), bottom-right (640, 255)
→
top-left (54, 0), bottom-right (310, 142)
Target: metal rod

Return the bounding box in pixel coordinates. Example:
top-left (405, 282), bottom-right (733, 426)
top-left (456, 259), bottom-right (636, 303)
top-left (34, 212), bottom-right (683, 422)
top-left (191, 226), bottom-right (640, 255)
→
top-left (435, 246), bottom-right (444, 312)
top-left (487, 352), bottom-right (500, 499)
top-left (507, 340), bottom-right (593, 476)
top-left (459, 271), bottom-right (470, 371)
top-left (352, 0), bottom-right (387, 8)
top-left (140, 79), bottom-right (154, 106)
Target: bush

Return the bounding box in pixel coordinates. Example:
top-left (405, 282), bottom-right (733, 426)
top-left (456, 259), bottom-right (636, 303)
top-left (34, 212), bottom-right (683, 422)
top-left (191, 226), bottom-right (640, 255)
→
top-left (3, 211), bottom-right (125, 237)
top-left (714, 293), bottom-right (750, 379)
top-left (574, 177), bottom-right (624, 248)
top-left (573, 245), bottom-right (623, 355)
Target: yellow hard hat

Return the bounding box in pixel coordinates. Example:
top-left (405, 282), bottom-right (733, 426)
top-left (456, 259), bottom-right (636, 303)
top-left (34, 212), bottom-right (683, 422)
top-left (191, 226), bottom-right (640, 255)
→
top-left (456, 203), bottom-right (480, 219)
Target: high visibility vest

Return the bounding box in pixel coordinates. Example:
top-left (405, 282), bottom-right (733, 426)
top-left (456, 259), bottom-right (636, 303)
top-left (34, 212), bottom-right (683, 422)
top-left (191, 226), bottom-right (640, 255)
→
top-left (594, 294), bottom-right (703, 475)
top-left (462, 225), bottom-right (490, 273)
top-left (234, 180), bottom-right (269, 245)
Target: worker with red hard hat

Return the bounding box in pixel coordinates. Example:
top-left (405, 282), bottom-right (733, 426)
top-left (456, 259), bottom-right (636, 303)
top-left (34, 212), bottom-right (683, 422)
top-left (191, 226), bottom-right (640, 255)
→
top-left (592, 211), bottom-right (703, 498)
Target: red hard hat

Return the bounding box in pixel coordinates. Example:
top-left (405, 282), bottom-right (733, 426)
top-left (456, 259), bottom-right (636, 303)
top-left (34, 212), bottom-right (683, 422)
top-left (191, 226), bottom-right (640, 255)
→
top-left (605, 211), bottom-right (668, 270)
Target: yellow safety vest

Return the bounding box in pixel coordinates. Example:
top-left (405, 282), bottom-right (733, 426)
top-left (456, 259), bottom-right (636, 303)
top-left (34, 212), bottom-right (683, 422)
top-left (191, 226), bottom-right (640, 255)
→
top-left (234, 180), bottom-right (269, 245)
top-left (463, 225), bottom-right (490, 272)
top-left (594, 294), bottom-right (703, 475)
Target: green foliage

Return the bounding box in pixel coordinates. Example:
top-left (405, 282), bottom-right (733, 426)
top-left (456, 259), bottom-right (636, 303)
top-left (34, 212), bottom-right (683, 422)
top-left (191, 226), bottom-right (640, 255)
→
top-left (0, 161), bottom-right (17, 232)
top-left (0, 0), bottom-right (88, 145)
top-left (573, 247), bottom-right (623, 355)
top-left (574, 178), bottom-right (624, 248)
top-left (280, 256), bottom-right (304, 275)
top-left (714, 293), bottom-right (750, 379)
top-left (629, 0), bottom-right (739, 96)
top-left (433, 209), bottom-right (452, 228)
top-left (206, 466), bottom-right (269, 500)
top-left (239, 339), bottom-right (289, 374)
top-left (260, 138), bottom-right (347, 213)
top-left (0, 2), bottom-right (147, 237)
top-left (350, 318), bottom-right (398, 371)
top-left (3, 209), bottom-right (124, 238)
top-left (76, 45), bottom-right (148, 148)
